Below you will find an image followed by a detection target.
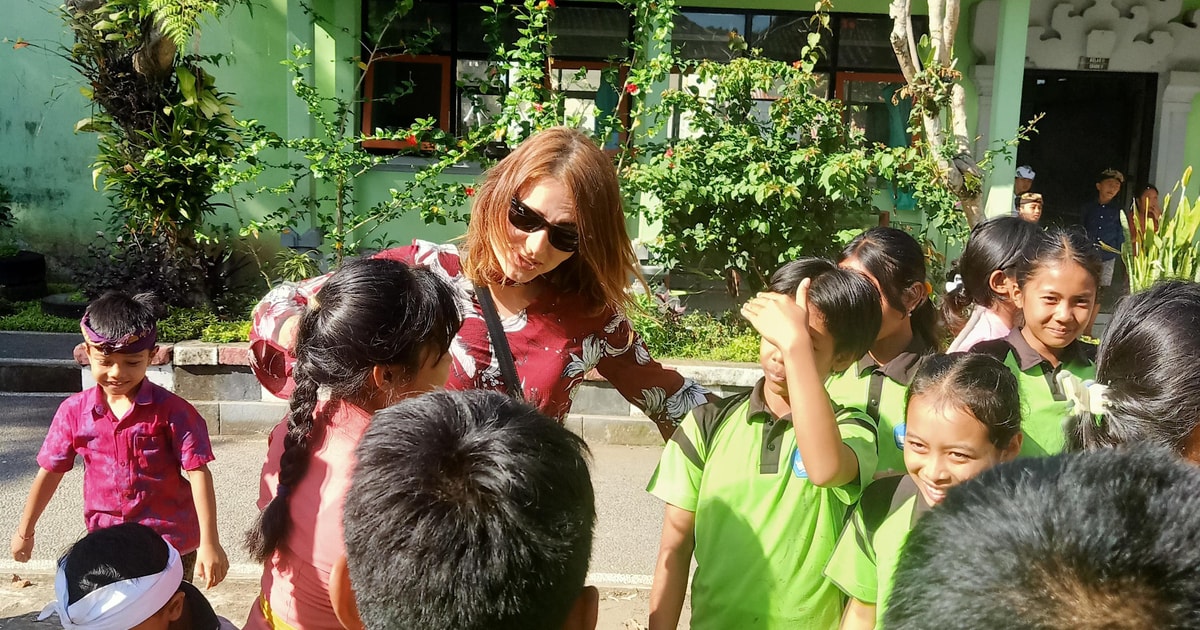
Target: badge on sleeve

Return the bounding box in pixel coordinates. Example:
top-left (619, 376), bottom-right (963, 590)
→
top-left (791, 447), bottom-right (808, 479)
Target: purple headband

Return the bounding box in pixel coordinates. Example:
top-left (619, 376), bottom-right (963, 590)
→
top-left (80, 314), bottom-right (157, 354)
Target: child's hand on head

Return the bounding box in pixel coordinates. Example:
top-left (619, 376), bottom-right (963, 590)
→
top-left (741, 279), bottom-right (813, 354)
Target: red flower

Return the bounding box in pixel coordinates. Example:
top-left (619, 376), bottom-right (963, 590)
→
top-left (665, 148), bottom-right (674, 158)
top-left (792, 60), bottom-right (802, 69)
top-left (625, 82), bottom-right (639, 95)
top-left (404, 134), bottom-right (418, 147)
top-left (465, 186), bottom-right (475, 197)
top-left (547, 0), bottom-right (556, 6)
top-left (534, 102), bottom-right (544, 113)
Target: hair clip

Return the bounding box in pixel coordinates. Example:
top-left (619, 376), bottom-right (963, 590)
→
top-left (1056, 371), bottom-right (1109, 419)
top-left (276, 484), bottom-right (291, 499)
top-left (944, 274), bottom-right (964, 294)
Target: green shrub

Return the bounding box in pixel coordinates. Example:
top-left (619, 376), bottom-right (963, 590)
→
top-left (0, 302), bottom-right (80, 333)
top-left (628, 292), bottom-right (758, 363)
top-left (201, 320), bottom-right (251, 343)
top-left (158, 308), bottom-right (219, 343)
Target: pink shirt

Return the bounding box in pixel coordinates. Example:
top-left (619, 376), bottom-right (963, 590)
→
top-left (36, 380), bottom-right (214, 554)
top-left (244, 400), bottom-right (371, 630)
top-left (249, 241), bottom-right (709, 429)
top-left (947, 306), bottom-right (1011, 353)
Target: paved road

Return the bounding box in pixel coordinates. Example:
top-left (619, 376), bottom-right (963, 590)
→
top-left (0, 393), bottom-right (685, 628)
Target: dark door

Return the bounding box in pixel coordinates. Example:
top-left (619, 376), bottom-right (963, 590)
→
top-left (1017, 70), bottom-right (1157, 226)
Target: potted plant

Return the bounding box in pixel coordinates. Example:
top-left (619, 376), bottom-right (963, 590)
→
top-left (0, 184), bottom-right (48, 301)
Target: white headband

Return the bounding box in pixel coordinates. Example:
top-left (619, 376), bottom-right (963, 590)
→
top-left (1056, 371), bottom-right (1110, 417)
top-left (38, 540), bottom-right (183, 630)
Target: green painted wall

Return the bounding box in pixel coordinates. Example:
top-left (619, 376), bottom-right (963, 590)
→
top-left (1, 2), bottom-right (108, 260)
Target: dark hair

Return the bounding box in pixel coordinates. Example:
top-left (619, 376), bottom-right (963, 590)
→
top-left (84, 291), bottom-right (163, 340)
top-left (943, 217), bottom-right (1041, 335)
top-left (343, 390), bottom-right (595, 630)
top-left (840, 227), bottom-right (942, 351)
top-left (1014, 227), bottom-right (1102, 290)
top-left (885, 446), bottom-right (1200, 629)
top-left (1137, 183), bottom-right (1158, 195)
top-left (245, 257), bottom-right (463, 563)
top-left (768, 258), bottom-right (882, 362)
top-left (60, 523), bottom-right (171, 605)
top-left (1066, 281), bottom-right (1200, 455)
top-left (906, 353), bottom-right (1022, 450)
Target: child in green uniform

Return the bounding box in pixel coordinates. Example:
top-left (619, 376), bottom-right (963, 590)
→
top-left (828, 227), bottom-right (942, 475)
top-left (647, 259), bottom-right (882, 630)
top-left (972, 228), bottom-right (1100, 457)
top-left (1065, 280), bottom-right (1200, 463)
top-left (824, 353), bottom-right (1023, 629)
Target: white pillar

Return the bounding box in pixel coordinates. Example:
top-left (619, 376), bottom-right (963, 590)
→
top-left (1155, 71), bottom-right (1200, 192)
top-left (981, 0), bottom-right (1031, 220)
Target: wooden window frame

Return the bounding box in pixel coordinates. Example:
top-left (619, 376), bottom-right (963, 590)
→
top-left (360, 54), bottom-right (453, 150)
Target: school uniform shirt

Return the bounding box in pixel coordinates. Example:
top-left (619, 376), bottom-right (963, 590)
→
top-left (972, 329), bottom-right (1096, 457)
top-left (244, 400), bottom-right (371, 630)
top-left (825, 337), bottom-right (932, 475)
top-left (249, 240), bottom-right (708, 431)
top-left (35, 379), bottom-right (214, 554)
top-left (824, 475), bottom-right (930, 627)
top-left (646, 380), bottom-right (878, 630)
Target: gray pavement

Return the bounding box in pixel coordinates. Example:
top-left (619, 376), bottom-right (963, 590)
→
top-left (0, 393), bottom-right (687, 629)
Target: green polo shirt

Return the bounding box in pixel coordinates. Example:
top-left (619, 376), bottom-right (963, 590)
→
top-left (973, 329), bottom-right (1096, 457)
top-left (825, 337), bottom-right (932, 475)
top-left (647, 380), bottom-right (879, 630)
top-left (824, 475), bottom-right (929, 627)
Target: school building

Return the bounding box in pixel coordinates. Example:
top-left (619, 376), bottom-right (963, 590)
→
top-left (3, 0), bottom-right (1199, 256)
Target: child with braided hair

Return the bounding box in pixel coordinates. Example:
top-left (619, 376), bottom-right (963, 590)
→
top-left (242, 256), bottom-right (463, 630)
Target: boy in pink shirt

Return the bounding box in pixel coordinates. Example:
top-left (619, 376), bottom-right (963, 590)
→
top-left (10, 292), bottom-right (228, 588)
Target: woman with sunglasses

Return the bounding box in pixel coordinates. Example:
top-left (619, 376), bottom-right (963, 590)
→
top-left (248, 127), bottom-right (709, 439)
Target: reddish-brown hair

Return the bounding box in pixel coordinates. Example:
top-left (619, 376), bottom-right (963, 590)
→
top-left (463, 127), bottom-right (642, 315)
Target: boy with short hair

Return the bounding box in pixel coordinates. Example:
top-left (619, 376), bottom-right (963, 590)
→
top-left (647, 259), bottom-right (883, 630)
top-left (341, 390), bottom-right (598, 630)
top-left (1081, 168), bottom-right (1126, 288)
top-left (885, 446), bottom-right (1200, 630)
top-left (1018, 192), bottom-right (1043, 223)
top-left (10, 292), bottom-right (228, 588)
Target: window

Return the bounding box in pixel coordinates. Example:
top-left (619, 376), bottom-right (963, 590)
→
top-left (360, 0), bottom-right (632, 149)
top-left (361, 56), bottom-right (452, 149)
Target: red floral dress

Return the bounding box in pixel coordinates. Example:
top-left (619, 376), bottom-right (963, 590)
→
top-left (250, 240), bottom-right (709, 431)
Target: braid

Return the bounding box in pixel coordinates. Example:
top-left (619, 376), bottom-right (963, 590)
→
top-left (245, 315), bottom-right (322, 563)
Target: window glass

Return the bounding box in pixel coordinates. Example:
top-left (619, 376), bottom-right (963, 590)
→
top-left (749, 13), bottom-right (828, 67)
top-left (837, 15), bottom-right (927, 71)
top-left (550, 63), bottom-right (623, 149)
top-left (457, 59), bottom-right (514, 135)
top-left (672, 12), bottom-right (747, 61)
top-left (842, 77), bottom-right (910, 146)
top-left (456, 2), bottom-right (520, 56)
top-left (366, 58), bottom-right (449, 134)
top-left (550, 7), bottom-right (629, 59)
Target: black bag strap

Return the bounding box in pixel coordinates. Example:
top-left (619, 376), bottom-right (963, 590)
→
top-left (473, 283), bottom-right (525, 401)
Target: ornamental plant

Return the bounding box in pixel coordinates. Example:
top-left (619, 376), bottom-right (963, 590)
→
top-left (622, 19), bottom-right (924, 292)
top-left (56, 0), bottom-right (249, 306)
top-left (1121, 167), bottom-right (1200, 292)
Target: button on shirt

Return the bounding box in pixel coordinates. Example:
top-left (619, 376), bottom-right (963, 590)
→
top-left (36, 380), bottom-right (214, 553)
top-left (1081, 199), bottom-right (1125, 261)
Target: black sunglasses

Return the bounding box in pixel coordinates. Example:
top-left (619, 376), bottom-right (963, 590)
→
top-left (508, 197), bottom-right (579, 252)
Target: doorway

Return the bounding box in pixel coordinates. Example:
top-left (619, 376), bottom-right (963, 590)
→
top-left (1016, 70), bottom-right (1157, 226)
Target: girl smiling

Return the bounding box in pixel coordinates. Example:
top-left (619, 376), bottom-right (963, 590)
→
top-left (825, 353), bottom-right (1022, 629)
top-left (972, 228), bottom-right (1101, 457)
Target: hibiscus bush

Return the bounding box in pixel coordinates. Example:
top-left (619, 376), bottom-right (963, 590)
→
top-left (623, 45), bottom-right (942, 292)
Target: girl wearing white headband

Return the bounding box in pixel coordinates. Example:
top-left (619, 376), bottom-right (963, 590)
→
top-left (1066, 280), bottom-right (1200, 462)
top-left (40, 523), bottom-right (236, 630)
